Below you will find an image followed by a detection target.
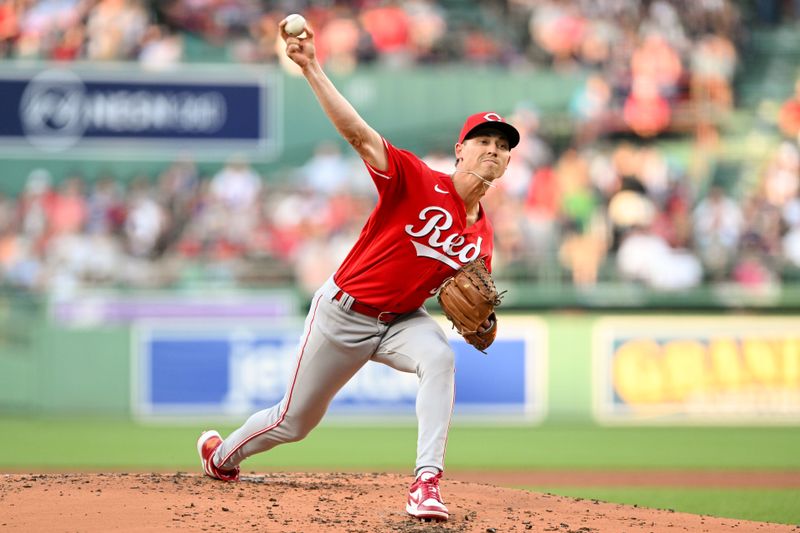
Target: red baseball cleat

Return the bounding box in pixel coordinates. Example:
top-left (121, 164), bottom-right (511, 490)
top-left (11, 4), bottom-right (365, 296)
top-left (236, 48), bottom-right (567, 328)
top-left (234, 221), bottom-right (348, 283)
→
top-left (406, 471), bottom-right (449, 521)
top-left (197, 430), bottom-right (240, 482)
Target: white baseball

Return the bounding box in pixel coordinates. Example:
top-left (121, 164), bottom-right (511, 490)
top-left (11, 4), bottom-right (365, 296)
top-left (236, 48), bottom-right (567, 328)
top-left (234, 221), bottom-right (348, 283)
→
top-left (284, 14), bottom-right (306, 37)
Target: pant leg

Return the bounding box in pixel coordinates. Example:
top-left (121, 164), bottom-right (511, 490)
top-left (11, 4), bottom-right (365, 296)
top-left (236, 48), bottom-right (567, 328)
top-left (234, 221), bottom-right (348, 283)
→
top-left (215, 282), bottom-right (384, 470)
top-left (372, 309), bottom-right (455, 473)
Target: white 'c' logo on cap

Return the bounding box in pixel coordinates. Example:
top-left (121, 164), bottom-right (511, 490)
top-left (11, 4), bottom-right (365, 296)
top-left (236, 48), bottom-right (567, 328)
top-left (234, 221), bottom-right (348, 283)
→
top-left (483, 112), bottom-right (503, 122)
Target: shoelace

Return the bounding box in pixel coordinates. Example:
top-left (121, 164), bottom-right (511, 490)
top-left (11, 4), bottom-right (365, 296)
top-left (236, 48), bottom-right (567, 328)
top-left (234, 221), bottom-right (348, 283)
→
top-left (419, 474), bottom-right (443, 503)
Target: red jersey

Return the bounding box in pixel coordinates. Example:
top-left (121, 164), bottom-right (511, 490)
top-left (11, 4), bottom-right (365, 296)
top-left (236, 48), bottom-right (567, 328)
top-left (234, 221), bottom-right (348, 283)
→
top-left (333, 139), bottom-right (494, 313)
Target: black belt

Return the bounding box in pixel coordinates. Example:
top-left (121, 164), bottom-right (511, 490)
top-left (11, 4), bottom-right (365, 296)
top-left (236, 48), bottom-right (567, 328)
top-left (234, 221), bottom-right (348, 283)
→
top-left (334, 290), bottom-right (403, 324)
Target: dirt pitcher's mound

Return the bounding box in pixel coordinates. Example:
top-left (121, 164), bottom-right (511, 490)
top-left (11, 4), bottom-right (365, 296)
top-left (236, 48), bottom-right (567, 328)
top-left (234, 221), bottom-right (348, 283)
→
top-left (0, 472), bottom-right (794, 533)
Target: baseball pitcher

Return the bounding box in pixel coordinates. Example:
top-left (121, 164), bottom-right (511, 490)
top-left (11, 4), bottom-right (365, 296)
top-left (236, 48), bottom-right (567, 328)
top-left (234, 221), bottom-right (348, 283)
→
top-left (197, 14), bottom-right (519, 522)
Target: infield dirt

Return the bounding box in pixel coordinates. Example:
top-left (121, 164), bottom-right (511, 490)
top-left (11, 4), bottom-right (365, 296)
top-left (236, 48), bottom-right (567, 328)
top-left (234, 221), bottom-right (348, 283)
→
top-left (0, 472), bottom-right (796, 532)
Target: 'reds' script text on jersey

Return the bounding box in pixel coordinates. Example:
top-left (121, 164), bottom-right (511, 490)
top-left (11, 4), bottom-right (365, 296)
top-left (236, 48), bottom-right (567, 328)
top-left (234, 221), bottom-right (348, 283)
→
top-left (333, 139), bottom-right (494, 313)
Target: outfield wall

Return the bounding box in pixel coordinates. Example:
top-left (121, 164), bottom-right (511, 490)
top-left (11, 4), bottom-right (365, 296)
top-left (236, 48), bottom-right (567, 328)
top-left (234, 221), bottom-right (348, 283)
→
top-left (2, 297), bottom-right (798, 424)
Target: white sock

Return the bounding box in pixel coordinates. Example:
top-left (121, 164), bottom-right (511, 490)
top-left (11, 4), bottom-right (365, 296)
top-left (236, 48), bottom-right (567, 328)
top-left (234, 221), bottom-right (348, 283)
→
top-left (416, 467), bottom-right (440, 481)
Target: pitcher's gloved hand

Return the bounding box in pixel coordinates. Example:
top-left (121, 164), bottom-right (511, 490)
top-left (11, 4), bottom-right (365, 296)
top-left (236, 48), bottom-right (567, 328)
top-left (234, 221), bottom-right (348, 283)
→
top-left (437, 259), bottom-right (504, 353)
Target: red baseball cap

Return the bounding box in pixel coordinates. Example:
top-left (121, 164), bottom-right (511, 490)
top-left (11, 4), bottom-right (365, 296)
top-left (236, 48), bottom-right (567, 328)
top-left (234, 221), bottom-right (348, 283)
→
top-left (458, 111), bottom-right (520, 149)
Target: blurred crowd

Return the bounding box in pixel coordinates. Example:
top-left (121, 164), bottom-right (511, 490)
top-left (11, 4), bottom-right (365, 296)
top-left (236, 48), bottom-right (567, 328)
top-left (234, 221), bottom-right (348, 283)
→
top-left (1, 0), bottom-right (800, 296)
top-left (0, 0), bottom-right (761, 137)
top-left (0, 0), bottom-right (750, 72)
top-left (3, 119), bottom-right (800, 296)
top-left (486, 113), bottom-right (800, 292)
top-left (0, 152), bottom-right (373, 295)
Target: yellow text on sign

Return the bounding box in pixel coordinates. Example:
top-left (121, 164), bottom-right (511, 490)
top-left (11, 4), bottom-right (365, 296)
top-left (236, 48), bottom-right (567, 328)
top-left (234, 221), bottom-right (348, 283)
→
top-left (612, 337), bottom-right (800, 405)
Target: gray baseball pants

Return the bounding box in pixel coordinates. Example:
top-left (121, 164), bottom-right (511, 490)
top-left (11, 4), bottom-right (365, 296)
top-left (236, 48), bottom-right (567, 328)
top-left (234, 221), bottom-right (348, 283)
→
top-left (213, 276), bottom-right (455, 474)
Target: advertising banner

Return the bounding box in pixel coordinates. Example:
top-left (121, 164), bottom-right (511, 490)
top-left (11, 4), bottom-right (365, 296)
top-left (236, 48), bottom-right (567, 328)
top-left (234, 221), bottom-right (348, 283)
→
top-left (132, 316), bottom-right (546, 421)
top-left (0, 64), bottom-right (279, 159)
top-left (52, 290), bottom-right (298, 326)
top-left (593, 317), bottom-right (800, 423)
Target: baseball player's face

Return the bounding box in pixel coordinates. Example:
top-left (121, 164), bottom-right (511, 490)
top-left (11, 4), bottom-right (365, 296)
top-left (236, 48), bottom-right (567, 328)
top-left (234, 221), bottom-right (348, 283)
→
top-left (456, 129), bottom-right (511, 180)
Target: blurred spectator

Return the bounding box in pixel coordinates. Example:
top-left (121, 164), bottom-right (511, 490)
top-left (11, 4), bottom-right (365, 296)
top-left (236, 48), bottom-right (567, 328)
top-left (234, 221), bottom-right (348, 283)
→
top-left (689, 33), bottom-right (737, 114)
top-left (762, 141), bottom-right (800, 207)
top-left (0, 232), bottom-right (43, 290)
top-left (157, 158), bottom-right (200, 251)
top-left (50, 26), bottom-right (84, 61)
top-left (360, 0), bottom-right (412, 67)
top-left (692, 185), bottom-right (743, 280)
top-left (138, 25), bottom-right (183, 69)
top-left (630, 33), bottom-right (683, 98)
top-left (0, 192), bottom-right (21, 283)
top-left (558, 214), bottom-right (608, 287)
top-left (49, 175), bottom-right (87, 236)
top-left (85, 0), bottom-right (148, 61)
top-left (17, 169), bottom-right (56, 247)
top-left (608, 185), bottom-right (657, 256)
top-left (575, 19), bottom-right (615, 68)
top-left (461, 23), bottom-right (504, 65)
top-left (622, 75), bottom-right (672, 138)
top-left (123, 177), bottom-right (166, 258)
top-left (556, 148), bottom-right (596, 233)
top-left (524, 166), bottom-right (560, 260)
top-left (608, 187), bottom-right (655, 229)
top-left (778, 79), bottom-right (800, 140)
top-left (0, 1), bottom-right (21, 56)
top-left (299, 141), bottom-right (352, 196)
top-left (640, 1), bottom-right (689, 55)
top-left (240, 10), bottom-right (281, 64)
top-left (528, 1), bottom-right (586, 70)
top-left (783, 196), bottom-right (800, 268)
top-left (45, 226), bottom-right (117, 297)
top-left (616, 226), bottom-right (702, 290)
top-left (208, 155), bottom-right (262, 251)
top-left (85, 175), bottom-right (125, 235)
top-left (741, 192), bottom-right (783, 259)
top-left (210, 156), bottom-right (260, 207)
top-left (316, 7), bottom-right (362, 74)
top-left (569, 74), bottom-right (613, 145)
top-left (488, 193), bottom-right (529, 275)
top-left (405, 0), bottom-right (446, 62)
top-left (731, 234), bottom-right (777, 288)
top-left (520, 108), bottom-right (554, 173)
top-left (651, 180), bottom-right (693, 249)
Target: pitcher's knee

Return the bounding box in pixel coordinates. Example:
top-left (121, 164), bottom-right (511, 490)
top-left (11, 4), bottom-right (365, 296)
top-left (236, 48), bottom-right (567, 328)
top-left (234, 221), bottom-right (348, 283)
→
top-left (419, 346), bottom-right (455, 378)
top-left (280, 417), bottom-right (317, 443)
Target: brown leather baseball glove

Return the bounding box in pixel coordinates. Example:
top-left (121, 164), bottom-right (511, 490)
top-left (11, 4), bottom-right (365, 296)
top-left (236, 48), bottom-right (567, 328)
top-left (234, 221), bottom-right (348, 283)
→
top-left (437, 258), bottom-right (504, 353)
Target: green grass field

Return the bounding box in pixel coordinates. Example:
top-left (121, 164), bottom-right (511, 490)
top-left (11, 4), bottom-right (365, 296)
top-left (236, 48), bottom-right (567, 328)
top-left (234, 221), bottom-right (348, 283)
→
top-left (1, 417), bottom-right (798, 525)
top-left (525, 487), bottom-right (800, 526)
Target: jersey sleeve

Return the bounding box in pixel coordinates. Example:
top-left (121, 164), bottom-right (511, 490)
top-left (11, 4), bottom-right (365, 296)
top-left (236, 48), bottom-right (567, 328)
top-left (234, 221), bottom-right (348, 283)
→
top-left (362, 138), bottom-right (430, 196)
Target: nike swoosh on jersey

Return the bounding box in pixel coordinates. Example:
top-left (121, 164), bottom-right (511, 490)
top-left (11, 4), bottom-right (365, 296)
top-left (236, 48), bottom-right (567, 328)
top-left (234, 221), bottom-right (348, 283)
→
top-left (434, 184), bottom-right (449, 194)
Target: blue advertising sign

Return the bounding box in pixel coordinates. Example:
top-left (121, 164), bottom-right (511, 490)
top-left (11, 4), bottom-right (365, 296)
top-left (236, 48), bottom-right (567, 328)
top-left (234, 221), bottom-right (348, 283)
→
top-left (0, 65), bottom-right (279, 159)
top-left (133, 317), bottom-right (546, 421)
